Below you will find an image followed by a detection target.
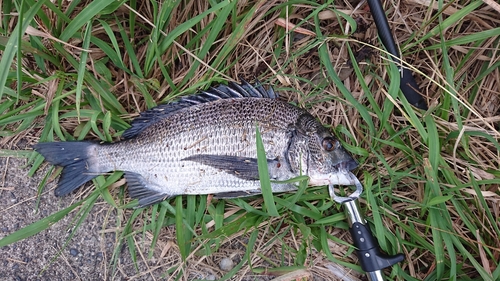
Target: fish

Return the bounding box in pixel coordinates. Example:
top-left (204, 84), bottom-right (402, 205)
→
top-left (34, 79), bottom-right (358, 208)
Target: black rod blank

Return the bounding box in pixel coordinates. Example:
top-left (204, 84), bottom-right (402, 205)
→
top-left (367, 0), bottom-right (427, 110)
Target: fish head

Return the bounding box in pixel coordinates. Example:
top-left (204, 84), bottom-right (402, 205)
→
top-left (287, 114), bottom-right (358, 186)
top-left (306, 126), bottom-right (358, 186)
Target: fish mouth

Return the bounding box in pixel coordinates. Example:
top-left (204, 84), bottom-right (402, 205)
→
top-left (336, 157), bottom-right (358, 172)
top-left (331, 157), bottom-right (358, 177)
top-left (308, 159), bottom-right (358, 186)
top-left (327, 161), bottom-right (357, 185)
top-left (326, 146), bottom-right (358, 185)
top-left (328, 160), bottom-right (358, 186)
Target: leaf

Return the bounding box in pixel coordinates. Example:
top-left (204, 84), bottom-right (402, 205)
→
top-left (0, 200), bottom-right (83, 247)
top-left (255, 125), bottom-right (279, 217)
top-left (427, 195), bottom-right (453, 206)
top-left (59, 0), bottom-right (115, 42)
top-left (0, 0), bottom-right (47, 101)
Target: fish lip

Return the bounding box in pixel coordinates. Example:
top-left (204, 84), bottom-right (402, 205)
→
top-left (323, 159), bottom-right (359, 185)
top-left (334, 158), bottom-right (358, 174)
top-left (309, 159), bottom-right (358, 186)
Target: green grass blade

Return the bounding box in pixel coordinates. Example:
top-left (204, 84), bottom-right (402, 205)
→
top-left (151, 1), bottom-right (232, 75)
top-left (205, 0), bottom-right (261, 77)
top-left (75, 20), bottom-right (93, 121)
top-left (217, 229), bottom-right (259, 281)
top-left (255, 125), bottom-right (279, 217)
top-left (148, 204), bottom-right (168, 259)
top-left (59, 0), bottom-right (115, 42)
top-left (407, 0), bottom-right (484, 50)
top-left (15, 0), bottom-right (26, 104)
top-left (317, 40), bottom-right (375, 135)
top-left (178, 1), bottom-right (236, 85)
top-left (115, 19), bottom-right (143, 78)
top-left (423, 27), bottom-right (500, 50)
top-left (175, 196), bottom-right (190, 260)
top-left (0, 0), bottom-right (47, 101)
top-left (0, 200), bottom-right (83, 247)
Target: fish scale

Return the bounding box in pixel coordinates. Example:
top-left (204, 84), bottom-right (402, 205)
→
top-left (99, 99), bottom-right (297, 195)
top-left (34, 79), bottom-right (358, 207)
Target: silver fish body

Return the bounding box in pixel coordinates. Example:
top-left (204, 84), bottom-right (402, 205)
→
top-left (34, 80), bottom-right (357, 207)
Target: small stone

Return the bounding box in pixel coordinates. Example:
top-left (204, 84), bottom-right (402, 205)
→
top-left (219, 257), bottom-right (234, 271)
top-left (70, 248), bottom-right (79, 256)
top-left (205, 274), bottom-right (216, 280)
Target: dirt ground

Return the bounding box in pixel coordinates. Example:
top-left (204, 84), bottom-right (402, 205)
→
top-left (0, 156), bottom-right (152, 280)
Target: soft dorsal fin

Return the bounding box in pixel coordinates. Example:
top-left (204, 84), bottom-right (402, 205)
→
top-left (122, 78), bottom-right (278, 139)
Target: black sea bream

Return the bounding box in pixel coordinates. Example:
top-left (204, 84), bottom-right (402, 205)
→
top-left (34, 79), bottom-right (357, 207)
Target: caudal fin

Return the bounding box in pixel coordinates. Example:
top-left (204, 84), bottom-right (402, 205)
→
top-left (33, 141), bottom-right (99, 196)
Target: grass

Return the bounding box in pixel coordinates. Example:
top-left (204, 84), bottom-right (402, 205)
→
top-left (1, 0), bottom-right (500, 280)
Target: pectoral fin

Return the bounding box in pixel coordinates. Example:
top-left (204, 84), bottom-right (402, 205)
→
top-left (182, 154), bottom-right (280, 181)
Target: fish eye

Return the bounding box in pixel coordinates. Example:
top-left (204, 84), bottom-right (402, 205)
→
top-left (322, 137), bottom-right (338, 152)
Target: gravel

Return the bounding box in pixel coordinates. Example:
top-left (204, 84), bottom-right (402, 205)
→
top-left (219, 257), bottom-right (234, 271)
top-left (0, 157), bottom-right (156, 280)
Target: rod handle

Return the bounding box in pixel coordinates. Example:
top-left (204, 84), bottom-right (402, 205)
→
top-left (349, 222), bottom-right (405, 273)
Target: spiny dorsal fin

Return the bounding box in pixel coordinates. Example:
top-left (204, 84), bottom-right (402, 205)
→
top-left (122, 78), bottom-right (278, 139)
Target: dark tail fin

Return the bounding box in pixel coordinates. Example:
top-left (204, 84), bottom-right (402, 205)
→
top-left (33, 141), bottom-right (99, 196)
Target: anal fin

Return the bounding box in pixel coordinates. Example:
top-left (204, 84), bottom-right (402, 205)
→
top-left (213, 190), bottom-right (262, 199)
top-left (124, 172), bottom-right (170, 208)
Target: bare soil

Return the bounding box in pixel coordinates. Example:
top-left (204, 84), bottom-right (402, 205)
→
top-left (0, 157), bottom-right (144, 280)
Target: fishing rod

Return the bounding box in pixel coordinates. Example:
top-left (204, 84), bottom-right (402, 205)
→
top-left (329, 176), bottom-right (404, 281)
top-left (326, 2), bottom-right (424, 278)
top-left (326, 1), bottom-right (423, 279)
top-left (366, 0), bottom-right (428, 110)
